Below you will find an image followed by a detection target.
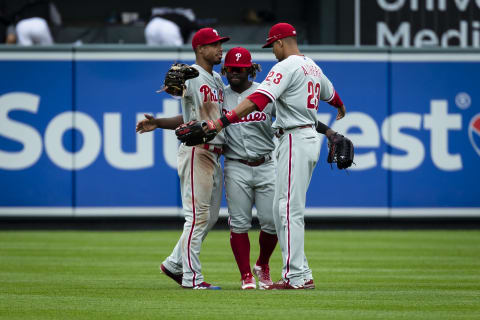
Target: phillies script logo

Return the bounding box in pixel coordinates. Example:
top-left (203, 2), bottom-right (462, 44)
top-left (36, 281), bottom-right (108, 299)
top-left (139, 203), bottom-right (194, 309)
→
top-left (200, 85), bottom-right (224, 103)
top-left (222, 109), bottom-right (267, 123)
top-left (468, 114), bottom-right (480, 157)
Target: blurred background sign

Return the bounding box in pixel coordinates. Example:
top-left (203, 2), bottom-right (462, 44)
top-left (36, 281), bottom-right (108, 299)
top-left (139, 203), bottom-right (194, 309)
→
top-left (357, 0), bottom-right (480, 48)
top-left (0, 47), bottom-right (479, 217)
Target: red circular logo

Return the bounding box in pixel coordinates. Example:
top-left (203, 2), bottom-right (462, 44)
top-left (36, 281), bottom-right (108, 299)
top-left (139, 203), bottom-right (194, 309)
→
top-left (468, 114), bottom-right (480, 157)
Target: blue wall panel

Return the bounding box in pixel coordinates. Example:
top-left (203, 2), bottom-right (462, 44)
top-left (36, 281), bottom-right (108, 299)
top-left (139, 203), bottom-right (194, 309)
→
top-left (0, 50), bottom-right (478, 216)
top-left (0, 60), bottom-right (73, 207)
top-left (307, 61), bottom-right (389, 208)
top-left (74, 60), bottom-right (181, 207)
top-left (390, 62), bottom-right (480, 207)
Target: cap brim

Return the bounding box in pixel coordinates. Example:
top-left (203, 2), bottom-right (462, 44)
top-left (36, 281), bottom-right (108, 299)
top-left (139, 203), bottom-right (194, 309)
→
top-left (262, 39), bottom-right (275, 48)
top-left (224, 63), bottom-right (252, 67)
top-left (202, 37), bottom-right (230, 47)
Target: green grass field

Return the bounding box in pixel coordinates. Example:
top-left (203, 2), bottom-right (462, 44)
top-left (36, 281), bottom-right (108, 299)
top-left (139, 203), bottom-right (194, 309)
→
top-left (1, 230), bottom-right (479, 319)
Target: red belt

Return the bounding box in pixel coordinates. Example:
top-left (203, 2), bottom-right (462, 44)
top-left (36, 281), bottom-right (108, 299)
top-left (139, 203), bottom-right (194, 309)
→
top-left (227, 157), bottom-right (267, 167)
top-left (276, 124), bottom-right (313, 137)
top-left (202, 144), bottom-right (223, 155)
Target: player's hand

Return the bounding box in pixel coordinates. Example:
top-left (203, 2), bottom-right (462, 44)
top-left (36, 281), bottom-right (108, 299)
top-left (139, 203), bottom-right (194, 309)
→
top-left (159, 63), bottom-right (199, 97)
top-left (175, 120), bottom-right (217, 146)
top-left (136, 114), bottom-right (157, 134)
top-left (336, 104), bottom-right (346, 120)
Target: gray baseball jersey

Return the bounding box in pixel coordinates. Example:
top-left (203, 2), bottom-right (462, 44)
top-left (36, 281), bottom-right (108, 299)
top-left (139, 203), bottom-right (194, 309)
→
top-left (223, 82), bottom-right (275, 160)
top-left (256, 55), bottom-right (334, 129)
top-left (223, 82), bottom-right (276, 235)
top-left (182, 64), bottom-right (225, 145)
top-left (255, 55), bottom-right (334, 286)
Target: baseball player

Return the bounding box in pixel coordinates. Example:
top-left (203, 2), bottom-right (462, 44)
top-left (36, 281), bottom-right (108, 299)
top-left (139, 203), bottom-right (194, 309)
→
top-left (189, 23), bottom-right (347, 289)
top-left (137, 27), bottom-right (230, 290)
top-left (221, 47), bottom-right (278, 290)
top-left (218, 47), bottom-right (344, 290)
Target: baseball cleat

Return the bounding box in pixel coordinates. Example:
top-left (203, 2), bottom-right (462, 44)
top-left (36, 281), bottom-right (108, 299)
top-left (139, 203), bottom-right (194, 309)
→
top-left (241, 272), bottom-right (256, 290)
top-left (182, 282), bottom-right (221, 290)
top-left (264, 279), bottom-right (305, 290)
top-left (160, 263), bottom-right (183, 285)
top-left (253, 264), bottom-right (273, 289)
top-left (304, 279), bottom-right (315, 289)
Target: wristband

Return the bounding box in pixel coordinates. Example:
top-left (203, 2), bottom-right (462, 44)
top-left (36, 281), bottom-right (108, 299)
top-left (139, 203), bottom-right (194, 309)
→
top-left (315, 121), bottom-right (329, 134)
top-left (217, 110), bottom-right (239, 129)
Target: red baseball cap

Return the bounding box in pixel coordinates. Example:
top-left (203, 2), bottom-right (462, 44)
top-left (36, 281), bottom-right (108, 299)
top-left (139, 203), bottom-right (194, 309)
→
top-left (224, 47), bottom-right (252, 67)
top-left (262, 23), bottom-right (297, 48)
top-left (192, 28), bottom-right (230, 50)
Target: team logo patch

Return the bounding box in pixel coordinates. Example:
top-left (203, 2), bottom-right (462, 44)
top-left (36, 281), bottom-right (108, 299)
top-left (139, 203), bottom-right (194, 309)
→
top-left (468, 114), bottom-right (480, 157)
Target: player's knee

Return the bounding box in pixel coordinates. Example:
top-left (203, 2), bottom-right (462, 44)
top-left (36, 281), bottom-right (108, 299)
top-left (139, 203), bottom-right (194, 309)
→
top-left (230, 226), bottom-right (250, 234)
top-left (229, 220), bottom-right (252, 234)
top-left (206, 216), bottom-right (218, 232)
top-left (258, 216), bottom-right (276, 234)
top-left (259, 224), bottom-right (276, 235)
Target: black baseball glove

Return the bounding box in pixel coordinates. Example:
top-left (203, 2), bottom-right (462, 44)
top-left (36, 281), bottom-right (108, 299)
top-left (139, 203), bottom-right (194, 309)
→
top-left (327, 133), bottom-right (354, 169)
top-left (157, 63), bottom-right (199, 97)
top-left (175, 120), bottom-right (218, 146)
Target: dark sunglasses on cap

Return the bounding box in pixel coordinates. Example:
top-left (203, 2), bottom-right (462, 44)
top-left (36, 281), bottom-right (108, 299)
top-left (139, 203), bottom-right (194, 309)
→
top-left (226, 66), bottom-right (248, 73)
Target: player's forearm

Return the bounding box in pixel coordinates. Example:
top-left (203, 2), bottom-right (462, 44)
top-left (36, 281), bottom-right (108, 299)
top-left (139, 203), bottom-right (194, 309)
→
top-left (234, 99), bottom-right (258, 118)
top-left (316, 121), bottom-right (330, 134)
top-left (214, 99), bottom-right (257, 132)
top-left (326, 128), bottom-right (336, 140)
top-left (316, 121), bottom-right (336, 139)
top-left (154, 115), bottom-right (184, 130)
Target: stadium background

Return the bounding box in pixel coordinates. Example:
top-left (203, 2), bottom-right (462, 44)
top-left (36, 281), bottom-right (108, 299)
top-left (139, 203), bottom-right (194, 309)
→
top-left (1, 0), bottom-right (480, 222)
top-left (1, 2), bottom-right (480, 320)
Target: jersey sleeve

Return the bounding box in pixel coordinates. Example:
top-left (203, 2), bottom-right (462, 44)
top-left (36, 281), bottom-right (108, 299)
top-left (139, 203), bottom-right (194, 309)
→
top-left (184, 78), bottom-right (193, 97)
top-left (255, 64), bottom-right (292, 102)
top-left (319, 73), bottom-right (335, 101)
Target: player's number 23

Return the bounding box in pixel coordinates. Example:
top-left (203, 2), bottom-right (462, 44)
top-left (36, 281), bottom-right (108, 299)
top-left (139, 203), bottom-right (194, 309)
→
top-left (306, 81), bottom-right (320, 110)
top-left (265, 71), bottom-right (283, 84)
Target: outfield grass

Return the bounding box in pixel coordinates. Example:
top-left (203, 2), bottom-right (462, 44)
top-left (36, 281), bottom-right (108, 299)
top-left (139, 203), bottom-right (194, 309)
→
top-left (0, 230), bottom-right (479, 319)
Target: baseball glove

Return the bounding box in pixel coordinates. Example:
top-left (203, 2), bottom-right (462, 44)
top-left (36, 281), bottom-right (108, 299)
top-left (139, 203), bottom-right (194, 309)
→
top-left (327, 133), bottom-right (354, 169)
top-left (157, 63), bottom-right (199, 97)
top-left (175, 120), bottom-right (218, 146)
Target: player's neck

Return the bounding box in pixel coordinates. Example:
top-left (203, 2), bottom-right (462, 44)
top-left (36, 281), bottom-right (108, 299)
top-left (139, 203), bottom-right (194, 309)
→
top-left (196, 59), bottom-right (214, 74)
top-left (284, 45), bottom-right (302, 59)
top-left (230, 81), bottom-right (252, 94)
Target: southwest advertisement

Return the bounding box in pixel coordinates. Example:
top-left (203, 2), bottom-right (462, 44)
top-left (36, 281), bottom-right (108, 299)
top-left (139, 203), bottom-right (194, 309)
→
top-left (0, 49), bottom-right (478, 217)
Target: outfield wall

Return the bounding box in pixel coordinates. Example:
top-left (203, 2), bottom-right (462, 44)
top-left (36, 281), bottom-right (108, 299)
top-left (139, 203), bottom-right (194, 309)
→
top-left (1, 46), bottom-right (479, 218)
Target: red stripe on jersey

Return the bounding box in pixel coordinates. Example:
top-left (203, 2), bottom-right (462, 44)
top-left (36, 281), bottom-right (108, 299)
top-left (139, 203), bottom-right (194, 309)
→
top-left (247, 91), bottom-right (272, 111)
top-left (326, 90), bottom-right (335, 103)
top-left (284, 134), bottom-right (293, 282)
top-left (256, 88), bottom-right (276, 102)
top-left (327, 91), bottom-right (343, 108)
top-left (187, 147), bottom-right (197, 287)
